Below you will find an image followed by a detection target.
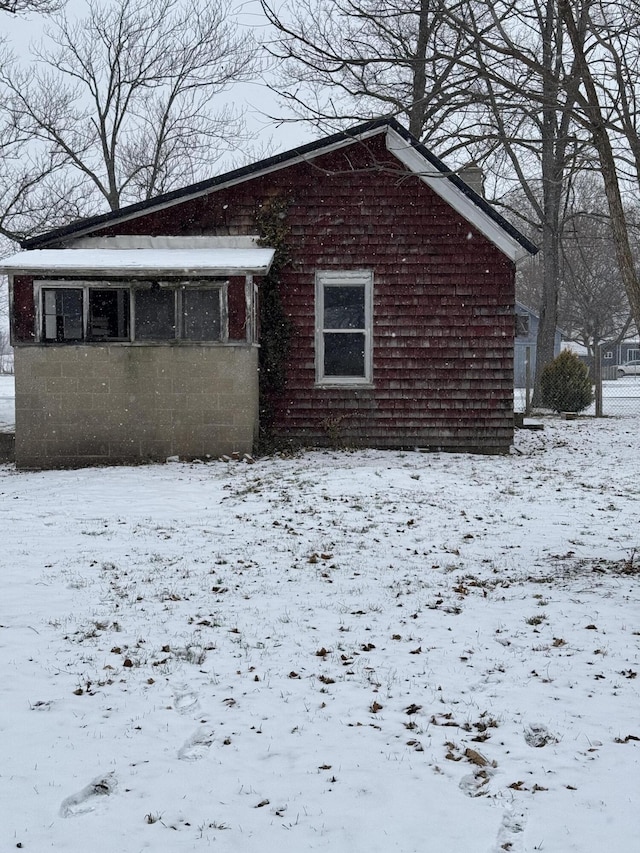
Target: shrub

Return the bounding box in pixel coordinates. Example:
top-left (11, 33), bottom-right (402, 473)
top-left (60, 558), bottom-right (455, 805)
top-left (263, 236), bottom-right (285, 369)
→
top-left (540, 350), bottom-right (593, 413)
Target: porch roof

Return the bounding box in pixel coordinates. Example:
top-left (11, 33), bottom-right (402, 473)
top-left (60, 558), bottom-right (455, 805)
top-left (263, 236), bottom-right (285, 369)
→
top-left (0, 247), bottom-right (275, 277)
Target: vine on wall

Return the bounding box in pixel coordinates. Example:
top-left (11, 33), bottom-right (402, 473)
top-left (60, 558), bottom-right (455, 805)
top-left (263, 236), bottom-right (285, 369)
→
top-left (255, 195), bottom-right (293, 452)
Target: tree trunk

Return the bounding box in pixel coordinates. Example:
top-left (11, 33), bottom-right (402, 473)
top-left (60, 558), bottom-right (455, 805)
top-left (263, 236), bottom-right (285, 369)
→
top-left (559, 0), bottom-right (640, 338)
top-left (532, 0), bottom-right (564, 405)
top-left (408, 0), bottom-right (430, 137)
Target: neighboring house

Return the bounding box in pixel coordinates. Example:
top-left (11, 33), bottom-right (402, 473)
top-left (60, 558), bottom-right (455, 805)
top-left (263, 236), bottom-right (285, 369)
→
top-left (599, 340), bottom-right (640, 367)
top-left (564, 339), bottom-right (640, 380)
top-left (514, 302), bottom-right (563, 387)
top-left (0, 118), bottom-right (536, 469)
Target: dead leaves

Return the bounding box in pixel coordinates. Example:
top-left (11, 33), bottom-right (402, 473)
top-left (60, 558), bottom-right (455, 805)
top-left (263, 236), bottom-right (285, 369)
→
top-left (614, 734), bottom-right (640, 744)
top-left (464, 747), bottom-right (490, 767)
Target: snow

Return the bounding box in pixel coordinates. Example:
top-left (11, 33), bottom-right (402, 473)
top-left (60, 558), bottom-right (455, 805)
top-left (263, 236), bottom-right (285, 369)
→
top-left (0, 373), bottom-right (14, 431)
top-left (1, 415), bottom-right (639, 852)
top-left (0, 247), bottom-right (276, 276)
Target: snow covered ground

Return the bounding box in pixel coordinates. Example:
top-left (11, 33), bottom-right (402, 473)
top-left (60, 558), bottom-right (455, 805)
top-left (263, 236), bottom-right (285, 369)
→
top-left (1, 415), bottom-right (639, 852)
top-left (515, 376), bottom-right (640, 416)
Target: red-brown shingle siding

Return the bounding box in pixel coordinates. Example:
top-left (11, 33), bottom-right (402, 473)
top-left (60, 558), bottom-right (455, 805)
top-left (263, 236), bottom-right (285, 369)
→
top-left (227, 277), bottom-right (246, 341)
top-left (13, 276), bottom-right (36, 342)
top-left (60, 132), bottom-right (515, 452)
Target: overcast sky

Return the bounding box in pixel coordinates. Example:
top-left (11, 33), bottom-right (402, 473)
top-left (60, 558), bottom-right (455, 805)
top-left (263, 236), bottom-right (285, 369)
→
top-left (2, 0), bottom-right (315, 156)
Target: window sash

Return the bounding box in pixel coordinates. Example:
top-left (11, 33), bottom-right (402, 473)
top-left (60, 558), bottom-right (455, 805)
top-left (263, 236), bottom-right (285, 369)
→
top-left (37, 281), bottom-right (227, 343)
top-left (42, 288), bottom-right (83, 342)
top-left (316, 271), bottom-right (373, 384)
top-left (88, 288), bottom-right (130, 341)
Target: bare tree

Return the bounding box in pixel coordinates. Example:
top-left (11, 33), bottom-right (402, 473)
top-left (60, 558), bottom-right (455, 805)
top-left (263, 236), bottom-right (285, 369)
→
top-left (1, 0), bottom-right (260, 214)
top-left (557, 0), bottom-right (640, 337)
top-left (260, 0), bottom-right (481, 150)
top-left (0, 1), bottom-right (64, 12)
top-left (445, 1), bottom-right (640, 356)
top-left (559, 209), bottom-right (630, 353)
top-left (447, 1), bottom-right (591, 402)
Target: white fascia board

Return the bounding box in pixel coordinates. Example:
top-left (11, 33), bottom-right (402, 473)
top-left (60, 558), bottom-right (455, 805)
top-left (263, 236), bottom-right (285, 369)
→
top-left (385, 127), bottom-right (531, 264)
top-left (72, 235), bottom-right (263, 249)
top-left (0, 247), bottom-right (276, 277)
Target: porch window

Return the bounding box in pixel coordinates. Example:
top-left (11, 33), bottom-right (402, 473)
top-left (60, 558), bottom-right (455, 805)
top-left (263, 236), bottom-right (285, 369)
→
top-left (316, 270), bottom-right (373, 384)
top-left (134, 286), bottom-right (176, 340)
top-left (88, 288), bottom-right (130, 341)
top-left (43, 288), bottom-right (83, 342)
top-left (133, 285), bottom-right (223, 341)
top-left (43, 286), bottom-right (131, 342)
top-left (39, 281), bottom-right (226, 343)
top-left (183, 288), bottom-right (222, 341)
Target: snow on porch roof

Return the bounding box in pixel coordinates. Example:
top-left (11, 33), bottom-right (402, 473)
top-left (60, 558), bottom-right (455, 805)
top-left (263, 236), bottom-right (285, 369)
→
top-left (0, 247), bottom-right (276, 277)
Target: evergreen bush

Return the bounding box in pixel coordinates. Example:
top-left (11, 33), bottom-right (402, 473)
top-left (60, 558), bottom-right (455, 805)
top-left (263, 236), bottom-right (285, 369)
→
top-left (540, 350), bottom-right (593, 413)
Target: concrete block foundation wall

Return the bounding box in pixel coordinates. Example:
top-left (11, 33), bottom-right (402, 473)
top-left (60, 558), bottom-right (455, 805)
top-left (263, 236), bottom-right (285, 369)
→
top-left (15, 345), bottom-right (258, 468)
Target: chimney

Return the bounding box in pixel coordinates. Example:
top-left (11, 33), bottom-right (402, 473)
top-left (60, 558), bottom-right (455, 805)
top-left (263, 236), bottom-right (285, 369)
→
top-left (458, 164), bottom-right (485, 197)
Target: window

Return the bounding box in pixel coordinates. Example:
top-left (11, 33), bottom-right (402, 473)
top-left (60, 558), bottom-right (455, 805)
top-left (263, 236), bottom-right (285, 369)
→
top-left (603, 350), bottom-right (613, 360)
top-left (515, 314), bottom-right (529, 337)
top-left (182, 289), bottom-right (222, 341)
top-left (38, 281), bottom-right (226, 343)
top-left (43, 288), bottom-right (83, 342)
top-left (316, 270), bottom-right (373, 384)
top-left (88, 289), bottom-right (130, 341)
top-left (627, 349), bottom-right (640, 362)
top-left (135, 286), bottom-right (176, 340)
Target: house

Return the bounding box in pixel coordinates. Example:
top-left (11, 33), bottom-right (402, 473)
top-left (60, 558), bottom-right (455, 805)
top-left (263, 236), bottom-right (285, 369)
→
top-left (514, 301), bottom-right (563, 387)
top-left (600, 340), bottom-right (640, 370)
top-left (0, 118), bottom-right (537, 469)
top-left (563, 338), bottom-right (640, 380)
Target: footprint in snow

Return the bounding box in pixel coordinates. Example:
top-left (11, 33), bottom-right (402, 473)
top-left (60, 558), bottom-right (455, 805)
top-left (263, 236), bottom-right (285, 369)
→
top-left (524, 723), bottom-right (557, 748)
top-left (178, 727), bottom-right (215, 761)
top-left (459, 767), bottom-right (494, 797)
top-left (59, 772), bottom-right (117, 818)
top-left (174, 689), bottom-right (199, 714)
top-left (492, 805), bottom-right (526, 853)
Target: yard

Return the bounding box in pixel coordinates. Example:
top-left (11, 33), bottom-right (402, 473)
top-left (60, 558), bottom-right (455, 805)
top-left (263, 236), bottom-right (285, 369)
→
top-left (0, 403), bottom-right (639, 852)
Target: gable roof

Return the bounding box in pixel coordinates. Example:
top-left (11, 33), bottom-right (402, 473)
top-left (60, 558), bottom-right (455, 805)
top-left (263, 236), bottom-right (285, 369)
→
top-left (20, 117), bottom-right (537, 263)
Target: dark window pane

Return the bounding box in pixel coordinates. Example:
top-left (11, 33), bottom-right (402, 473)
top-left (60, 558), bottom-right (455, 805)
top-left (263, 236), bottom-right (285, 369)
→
top-left (183, 289), bottom-right (221, 341)
top-left (324, 332), bottom-right (366, 376)
top-left (88, 289), bottom-right (129, 340)
top-left (42, 288), bottom-right (83, 342)
top-left (324, 285), bottom-right (365, 329)
top-left (515, 314), bottom-right (529, 337)
top-left (135, 287), bottom-right (176, 340)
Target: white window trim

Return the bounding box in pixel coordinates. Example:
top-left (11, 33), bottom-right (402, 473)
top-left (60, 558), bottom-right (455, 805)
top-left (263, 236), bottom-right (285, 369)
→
top-left (315, 269), bottom-right (373, 386)
top-left (34, 279), bottom-right (228, 344)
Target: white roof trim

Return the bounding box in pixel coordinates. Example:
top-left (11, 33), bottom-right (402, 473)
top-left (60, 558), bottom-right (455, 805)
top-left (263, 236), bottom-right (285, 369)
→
top-left (72, 235), bottom-right (262, 249)
top-left (0, 247), bottom-right (275, 277)
top-left (385, 127), bottom-right (531, 264)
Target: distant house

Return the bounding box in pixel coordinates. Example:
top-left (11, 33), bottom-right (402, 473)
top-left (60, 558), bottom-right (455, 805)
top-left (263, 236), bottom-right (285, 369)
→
top-left (564, 339), bottom-right (640, 380)
top-left (1, 118), bottom-right (536, 469)
top-left (514, 302), bottom-right (562, 387)
top-left (600, 340), bottom-right (640, 367)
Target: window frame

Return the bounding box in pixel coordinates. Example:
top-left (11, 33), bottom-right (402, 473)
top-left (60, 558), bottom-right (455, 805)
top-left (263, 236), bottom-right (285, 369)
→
top-left (35, 279), bottom-right (228, 344)
top-left (315, 269), bottom-right (373, 386)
